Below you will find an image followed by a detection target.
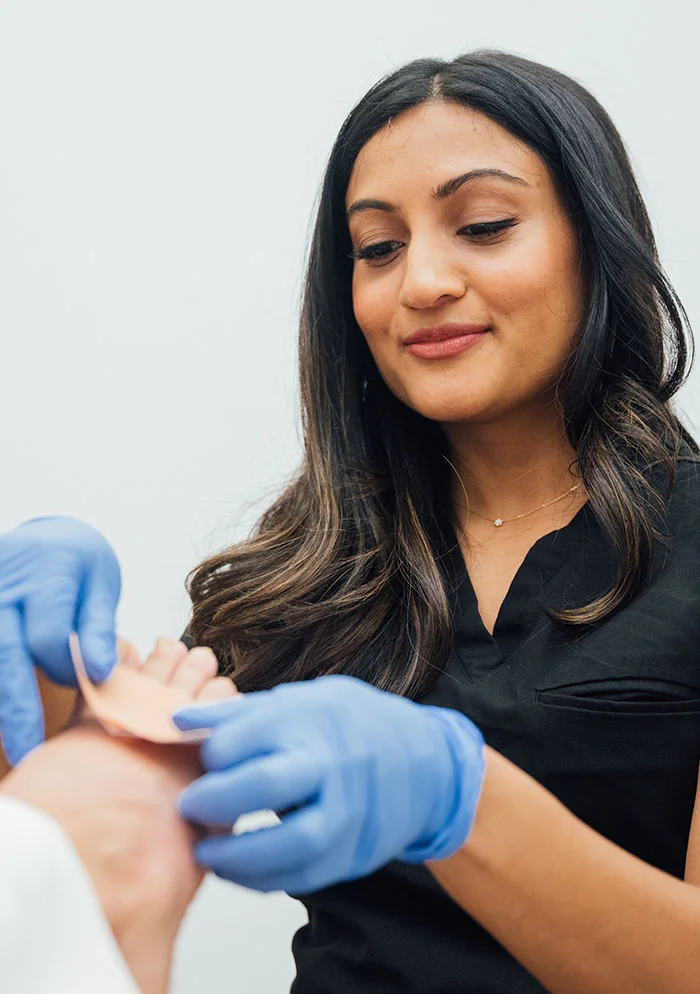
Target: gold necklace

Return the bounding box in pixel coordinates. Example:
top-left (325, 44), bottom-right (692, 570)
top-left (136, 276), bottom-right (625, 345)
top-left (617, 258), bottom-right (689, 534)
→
top-left (466, 483), bottom-right (581, 527)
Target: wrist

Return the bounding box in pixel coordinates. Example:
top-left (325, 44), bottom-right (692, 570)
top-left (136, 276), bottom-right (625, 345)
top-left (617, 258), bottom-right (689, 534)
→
top-left (402, 706), bottom-right (486, 863)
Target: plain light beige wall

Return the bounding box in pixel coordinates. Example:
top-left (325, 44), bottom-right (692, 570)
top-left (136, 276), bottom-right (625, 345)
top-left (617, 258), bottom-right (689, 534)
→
top-left (0, 1), bottom-right (698, 990)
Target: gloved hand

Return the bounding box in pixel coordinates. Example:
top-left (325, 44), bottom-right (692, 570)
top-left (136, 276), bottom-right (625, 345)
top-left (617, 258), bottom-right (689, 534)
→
top-left (174, 674), bottom-right (485, 894)
top-left (0, 517), bottom-right (121, 765)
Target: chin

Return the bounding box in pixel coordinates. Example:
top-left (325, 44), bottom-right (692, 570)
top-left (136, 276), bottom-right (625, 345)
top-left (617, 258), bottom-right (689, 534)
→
top-left (405, 396), bottom-right (493, 425)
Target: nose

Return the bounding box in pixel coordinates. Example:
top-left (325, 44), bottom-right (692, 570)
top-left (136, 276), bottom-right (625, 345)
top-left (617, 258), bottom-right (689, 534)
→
top-left (397, 237), bottom-right (467, 310)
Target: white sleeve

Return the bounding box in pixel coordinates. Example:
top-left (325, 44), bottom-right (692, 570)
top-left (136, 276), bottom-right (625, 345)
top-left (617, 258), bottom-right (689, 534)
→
top-left (0, 795), bottom-right (140, 994)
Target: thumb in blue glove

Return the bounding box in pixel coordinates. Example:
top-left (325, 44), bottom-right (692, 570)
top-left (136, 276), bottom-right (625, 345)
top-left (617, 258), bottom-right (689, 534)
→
top-left (0, 516), bottom-right (121, 765)
top-left (174, 674), bottom-right (485, 894)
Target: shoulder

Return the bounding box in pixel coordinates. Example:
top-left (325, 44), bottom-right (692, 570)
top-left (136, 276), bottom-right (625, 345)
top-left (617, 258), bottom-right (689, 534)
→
top-left (667, 456), bottom-right (700, 529)
top-left (653, 457), bottom-right (700, 577)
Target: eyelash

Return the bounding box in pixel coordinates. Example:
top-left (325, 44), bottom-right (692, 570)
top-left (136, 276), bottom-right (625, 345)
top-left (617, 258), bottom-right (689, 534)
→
top-left (352, 218), bottom-right (518, 264)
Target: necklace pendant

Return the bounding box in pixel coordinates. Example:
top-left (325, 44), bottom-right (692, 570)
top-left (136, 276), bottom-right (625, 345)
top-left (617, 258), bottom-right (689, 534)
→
top-left (494, 518), bottom-right (504, 527)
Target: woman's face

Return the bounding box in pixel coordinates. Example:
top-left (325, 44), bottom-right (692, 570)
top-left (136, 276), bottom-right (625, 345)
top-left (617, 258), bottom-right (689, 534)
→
top-left (346, 101), bottom-right (586, 425)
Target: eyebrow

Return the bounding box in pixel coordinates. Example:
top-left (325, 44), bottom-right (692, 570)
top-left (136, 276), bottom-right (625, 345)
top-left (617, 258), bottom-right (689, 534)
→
top-left (346, 168), bottom-right (529, 220)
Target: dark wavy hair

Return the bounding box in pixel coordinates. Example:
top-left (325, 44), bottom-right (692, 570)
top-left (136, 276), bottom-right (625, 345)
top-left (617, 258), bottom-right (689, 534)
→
top-left (187, 50), bottom-right (696, 697)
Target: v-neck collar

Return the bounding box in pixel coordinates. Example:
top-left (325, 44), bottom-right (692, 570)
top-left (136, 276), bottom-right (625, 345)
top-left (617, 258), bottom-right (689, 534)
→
top-left (441, 501), bottom-right (600, 679)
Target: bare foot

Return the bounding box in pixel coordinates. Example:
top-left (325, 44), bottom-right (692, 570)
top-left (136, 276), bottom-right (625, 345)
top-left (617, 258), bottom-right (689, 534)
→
top-left (72, 637), bottom-right (238, 730)
top-left (134, 637), bottom-right (238, 704)
top-left (4, 637), bottom-right (237, 994)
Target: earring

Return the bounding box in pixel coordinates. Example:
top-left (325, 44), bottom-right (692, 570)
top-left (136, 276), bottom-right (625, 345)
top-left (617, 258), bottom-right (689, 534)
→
top-left (361, 375), bottom-right (368, 403)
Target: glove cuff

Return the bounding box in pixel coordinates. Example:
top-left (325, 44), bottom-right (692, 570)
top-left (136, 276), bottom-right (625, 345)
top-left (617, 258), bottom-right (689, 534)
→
top-left (401, 706), bottom-right (486, 864)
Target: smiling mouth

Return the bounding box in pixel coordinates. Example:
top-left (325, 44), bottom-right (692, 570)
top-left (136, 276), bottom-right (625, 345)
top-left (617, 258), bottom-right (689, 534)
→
top-left (403, 322), bottom-right (491, 345)
top-left (403, 324), bottom-right (491, 360)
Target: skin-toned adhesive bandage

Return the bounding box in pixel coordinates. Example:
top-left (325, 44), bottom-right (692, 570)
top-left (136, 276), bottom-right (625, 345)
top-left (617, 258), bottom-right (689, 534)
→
top-left (69, 633), bottom-right (210, 744)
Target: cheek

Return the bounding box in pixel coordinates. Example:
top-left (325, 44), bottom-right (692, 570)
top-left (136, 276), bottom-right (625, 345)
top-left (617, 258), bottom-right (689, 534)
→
top-left (352, 270), bottom-right (396, 349)
top-left (486, 234), bottom-right (584, 352)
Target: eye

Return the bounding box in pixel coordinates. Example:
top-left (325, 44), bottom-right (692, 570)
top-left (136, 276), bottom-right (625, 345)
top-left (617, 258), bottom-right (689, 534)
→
top-left (458, 218), bottom-right (518, 239)
top-left (351, 240), bottom-right (404, 266)
top-left (350, 217), bottom-right (518, 266)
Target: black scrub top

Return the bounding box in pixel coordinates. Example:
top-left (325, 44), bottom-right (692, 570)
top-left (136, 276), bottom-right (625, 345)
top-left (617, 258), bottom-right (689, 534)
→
top-left (289, 457), bottom-right (700, 993)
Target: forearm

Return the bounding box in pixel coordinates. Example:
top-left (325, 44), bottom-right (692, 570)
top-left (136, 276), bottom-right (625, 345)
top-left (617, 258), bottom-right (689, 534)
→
top-left (428, 747), bottom-right (700, 994)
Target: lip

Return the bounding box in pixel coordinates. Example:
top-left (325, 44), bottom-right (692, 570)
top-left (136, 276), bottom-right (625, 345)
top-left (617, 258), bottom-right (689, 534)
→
top-left (403, 323), bottom-right (490, 360)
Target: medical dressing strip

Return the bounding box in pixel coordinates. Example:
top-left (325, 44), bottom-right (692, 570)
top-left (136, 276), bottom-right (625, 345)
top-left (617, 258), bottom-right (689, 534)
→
top-left (69, 633), bottom-right (210, 744)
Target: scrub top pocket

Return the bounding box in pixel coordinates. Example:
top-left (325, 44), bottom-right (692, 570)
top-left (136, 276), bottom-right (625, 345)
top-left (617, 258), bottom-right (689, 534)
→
top-left (536, 676), bottom-right (700, 714)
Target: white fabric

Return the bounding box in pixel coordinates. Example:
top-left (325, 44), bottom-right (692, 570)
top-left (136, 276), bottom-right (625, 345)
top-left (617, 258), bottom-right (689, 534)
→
top-left (0, 795), bottom-right (140, 993)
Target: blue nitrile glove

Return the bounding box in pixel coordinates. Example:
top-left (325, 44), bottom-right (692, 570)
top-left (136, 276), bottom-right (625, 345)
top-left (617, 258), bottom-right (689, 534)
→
top-left (174, 674), bottom-right (486, 894)
top-left (0, 516), bottom-right (121, 765)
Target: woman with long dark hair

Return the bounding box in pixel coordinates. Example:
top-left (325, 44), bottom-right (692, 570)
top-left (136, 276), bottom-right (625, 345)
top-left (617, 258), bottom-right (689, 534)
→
top-left (173, 51), bottom-right (700, 992)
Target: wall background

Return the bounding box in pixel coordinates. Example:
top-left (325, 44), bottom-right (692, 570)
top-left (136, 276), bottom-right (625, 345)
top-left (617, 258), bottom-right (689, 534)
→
top-left (0, 1), bottom-right (697, 989)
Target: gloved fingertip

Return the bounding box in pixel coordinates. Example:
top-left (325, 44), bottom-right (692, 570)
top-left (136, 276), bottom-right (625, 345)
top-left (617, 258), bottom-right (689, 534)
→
top-left (172, 709), bottom-right (198, 730)
top-left (193, 837), bottom-right (218, 867)
top-left (80, 633), bottom-right (118, 683)
top-left (174, 695), bottom-right (243, 731)
top-left (2, 730), bottom-right (45, 768)
top-left (177, 785), bottom-right (195, 816)
top-left (180, 777), bottom-right (212, 817)
top-left (90, 662), bottom-right (117, 685)
top-left (15, 742), bottom-right (44, 765)
top-left (172, 706), bottom-right (215, 730)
